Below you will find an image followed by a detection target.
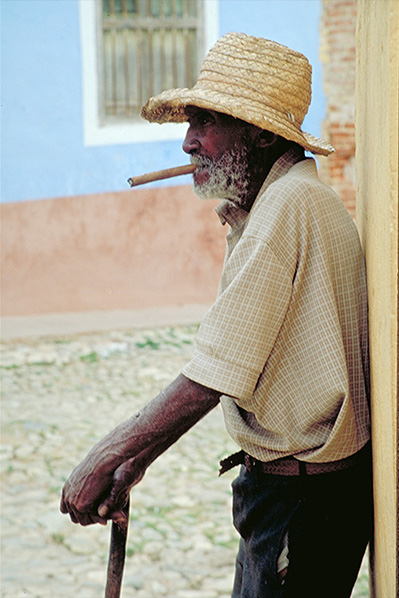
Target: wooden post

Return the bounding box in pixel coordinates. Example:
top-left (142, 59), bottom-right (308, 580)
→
top-left (355, 1), bottom-right (399, 596)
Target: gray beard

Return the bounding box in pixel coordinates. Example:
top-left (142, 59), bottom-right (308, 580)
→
top-left (191, 145), bottom-right (251, 207)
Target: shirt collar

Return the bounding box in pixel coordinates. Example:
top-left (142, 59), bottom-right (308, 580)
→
top-left (215, 146), bottom-right (305, 229)
top-left (215, 200), bottom-right (248, 229)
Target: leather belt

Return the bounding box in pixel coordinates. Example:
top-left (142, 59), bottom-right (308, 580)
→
top-left (219, 444), bottom-right (370, 477)
top-left (245, 445), bottom-right (370, 476)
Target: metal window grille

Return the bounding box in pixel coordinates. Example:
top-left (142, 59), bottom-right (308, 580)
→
top-left (100, 0), bottom-right (204, 120)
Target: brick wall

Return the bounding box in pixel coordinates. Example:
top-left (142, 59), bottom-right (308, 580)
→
top-left (319, 0), bottom-right (357, 216)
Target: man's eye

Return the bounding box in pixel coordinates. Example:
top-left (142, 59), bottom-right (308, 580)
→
top-left (187, 111), bottom-right (214, 127)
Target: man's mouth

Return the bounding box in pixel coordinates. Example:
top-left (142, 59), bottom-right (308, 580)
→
top-left (193, 167), bottom-right (209, 186)
top-left (191, 157), bottom-right (212, 185)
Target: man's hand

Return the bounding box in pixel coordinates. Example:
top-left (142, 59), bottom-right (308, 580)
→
top-left (60, 374), bottom-right (220, 526)
top-left (59, 411), bottom-right (162, 526)
top-left (60, 456), bottom-right (115, 526)
top-left (60, 450), bottom-right (146, 526)
top-left (97, 457), bottom-right (146, 520)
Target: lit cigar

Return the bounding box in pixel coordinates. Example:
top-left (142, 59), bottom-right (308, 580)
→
top-left (128, 164), bottom-right (196, 187)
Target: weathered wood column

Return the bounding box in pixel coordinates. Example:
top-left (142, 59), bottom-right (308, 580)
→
top-left (355, 1), bottom-right (398, 596)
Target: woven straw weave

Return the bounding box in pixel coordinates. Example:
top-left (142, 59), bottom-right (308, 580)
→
top-left (141, 33), bottom-right (334, 156)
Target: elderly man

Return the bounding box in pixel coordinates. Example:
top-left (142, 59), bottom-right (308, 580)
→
top-left (61, 33), bottom-right (372, 597)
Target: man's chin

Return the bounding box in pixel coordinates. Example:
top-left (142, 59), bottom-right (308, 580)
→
top-left (193, 183), bottom-right (218, 200)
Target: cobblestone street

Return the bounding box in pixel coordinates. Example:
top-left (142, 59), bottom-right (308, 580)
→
top-left (1, 324), bottom-right (369, 597)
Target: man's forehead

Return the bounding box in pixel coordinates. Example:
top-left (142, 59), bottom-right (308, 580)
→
top-left (185, 106), bottom-right (232, 122)
top-left (184, 106), bottom-right (251, 129)
top-left (184, 106), bottom-right (204, 117)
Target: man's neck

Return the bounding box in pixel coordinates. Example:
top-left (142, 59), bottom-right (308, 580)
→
top-left (242, 142), bottom-right (305, 212)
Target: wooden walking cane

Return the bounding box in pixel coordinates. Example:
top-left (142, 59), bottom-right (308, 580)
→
top-left (104, 497), bottom-right (130, 598)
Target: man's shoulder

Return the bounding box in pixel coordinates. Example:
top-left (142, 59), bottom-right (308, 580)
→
top-left (246, 156), bottom-right (355, 256)
top-left (271, 157), bottom-right (333, 196)
top-left (254, 157), bottom-right (342, 218)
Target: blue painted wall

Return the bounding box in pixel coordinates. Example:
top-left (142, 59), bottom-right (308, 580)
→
top-left (1, 0), bottom-right (323, 203)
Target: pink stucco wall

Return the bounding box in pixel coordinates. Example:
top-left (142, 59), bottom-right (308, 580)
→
top-left (1, 186), bottom-right (227, 316)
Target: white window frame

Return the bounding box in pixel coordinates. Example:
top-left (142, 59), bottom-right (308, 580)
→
top-left (79, 0), bottom-right (219, 146)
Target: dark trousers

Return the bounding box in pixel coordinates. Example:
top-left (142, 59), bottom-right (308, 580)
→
top-left (231, 450), bottom-right (373, 598)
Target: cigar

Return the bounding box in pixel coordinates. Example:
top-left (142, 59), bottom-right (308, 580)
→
top-left (128, 164), bottom-right (196, 187)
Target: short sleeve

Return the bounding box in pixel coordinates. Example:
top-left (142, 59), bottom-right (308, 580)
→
top-left (182, 234), bottom-right (292, 400)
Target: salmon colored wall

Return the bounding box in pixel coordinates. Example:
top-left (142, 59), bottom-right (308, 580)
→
top-left (1, 186), bottom-right (227, 316)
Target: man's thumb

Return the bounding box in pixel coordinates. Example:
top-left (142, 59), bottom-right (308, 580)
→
top-left (97, 496), bottom-right (128, 522)
top-left (97, 460), bottom-right (134, 519)
top-left (97, 503), bottom-right (110, 518)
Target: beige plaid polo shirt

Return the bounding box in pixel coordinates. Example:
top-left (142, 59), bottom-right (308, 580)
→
top-left (182, 148), bottom-right (370, 463)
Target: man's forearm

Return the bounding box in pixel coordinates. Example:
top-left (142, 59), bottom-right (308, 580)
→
top-left (91, 373), bottom-right (220, 469)
top-left (125, 373), bottom-right (221, 465)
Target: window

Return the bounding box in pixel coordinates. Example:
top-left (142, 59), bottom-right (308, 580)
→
top-left (101, 0), bottom-right (204, 120)
top-left (79, 0), bottom-right (218, 146)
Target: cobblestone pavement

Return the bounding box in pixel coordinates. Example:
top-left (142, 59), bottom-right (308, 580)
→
top-left (1, 325), bottom-right (369, 597)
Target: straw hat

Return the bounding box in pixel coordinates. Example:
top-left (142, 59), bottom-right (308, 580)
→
top-left (141, 32), bottom-right (334, 156)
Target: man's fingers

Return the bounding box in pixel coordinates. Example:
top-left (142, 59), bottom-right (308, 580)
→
top-left (111, 510), bottom-right (128, 524)
top-left (97, 484), bottom-right (129, 521)
top-left (60, 487), bottom-right (70, 514)
top-left (66, 505), bottom-right (108, 526)
top-left (89, 514), bottom-right (108, 526)
top-left (98, 501), bottom-right (127, 523)
top-left (96, 461), bottom-right (137, 520)
top-left (60, 491), bottom-right (108, 526)
top-left (60, 457), bottom-right (140, 526)
top-left (68, 509), bottom-right (79, 524)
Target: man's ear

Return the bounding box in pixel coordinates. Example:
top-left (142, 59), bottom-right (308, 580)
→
top-left (255, 130), bottom-right (279, 148)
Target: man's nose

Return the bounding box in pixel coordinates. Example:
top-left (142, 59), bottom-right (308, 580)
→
top-left (182, 126), bottom-right (200, 154)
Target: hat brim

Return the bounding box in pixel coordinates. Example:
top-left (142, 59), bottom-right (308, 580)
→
top-left (141, 86), bottom-right (334, 156)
